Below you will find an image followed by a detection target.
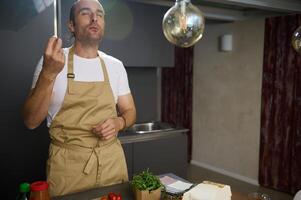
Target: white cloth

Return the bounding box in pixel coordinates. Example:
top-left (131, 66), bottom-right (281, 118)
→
top-left (31, 47), bottom-right (131, 127)
top-left (182, 182), bottom-right (231, 200)
top-left (294, 190), bottom-right (301, 200)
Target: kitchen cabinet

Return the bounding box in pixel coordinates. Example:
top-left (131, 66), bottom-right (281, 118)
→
top-left (133, 133), bottom-right (188, 178)
top-left (121, 131), bottom-right (188, 179)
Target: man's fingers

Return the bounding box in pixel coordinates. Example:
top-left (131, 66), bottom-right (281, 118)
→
top-left (104, 134), bottom-right (114, 140)
top-left (53, 38), bottom-right (63, 53)
top-left (92, 126), bottom-right (101, 134)
top-left (45, 37), bottom-right (57, 56)
top-left (100, 121), bottom-right (110, 130)
top-left (103, 130), bottom-right (116, 139)
top-left (59, 50), bottom-right (65, 63)
top-left (92, 119), bottom-right (117, 138)
top-left (101, 126), bottom-right (115, 135)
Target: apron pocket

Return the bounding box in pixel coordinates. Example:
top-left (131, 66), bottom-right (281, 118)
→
top-left (68, 81), bottom-right (105, 97)
top-left (47, 145), bottom-right (67, 196)
top-left (98, 140), bottom-right (129, 185)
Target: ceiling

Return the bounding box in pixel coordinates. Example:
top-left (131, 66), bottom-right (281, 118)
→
top-left (127, 0), bottom-right (301, 22)
top-left (1, 0), bottom-right (301, 31)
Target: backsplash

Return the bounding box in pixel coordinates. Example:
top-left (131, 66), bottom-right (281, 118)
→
top-left (126, 67), bottom-right (160, 123)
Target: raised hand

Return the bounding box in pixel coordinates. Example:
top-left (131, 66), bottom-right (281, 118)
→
top-left (42, 37), bottom-right (65, 80)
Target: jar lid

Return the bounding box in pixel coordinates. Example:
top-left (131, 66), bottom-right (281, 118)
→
top-left (30, 181), bottom-right (49, 191)
top-left (19, 182), bottom-right (30, 193)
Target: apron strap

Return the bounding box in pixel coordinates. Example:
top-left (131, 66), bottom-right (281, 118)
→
top-left (67, 47), bottom-right (75, 88)
top-left (98, 56), bottom-right (109, 83)
top-left (67, 46), bottom-right (110, 82)
top-left (83, 148), bottom-right (98, 175)
top-left (51, 138), bottom-right (117, 175)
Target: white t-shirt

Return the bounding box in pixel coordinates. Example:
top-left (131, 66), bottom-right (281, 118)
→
top-left (31, 47), bottom-right (131, 127)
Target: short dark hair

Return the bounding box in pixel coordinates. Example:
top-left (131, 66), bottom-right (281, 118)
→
top-left (69, 1), bottom-right (78, 24)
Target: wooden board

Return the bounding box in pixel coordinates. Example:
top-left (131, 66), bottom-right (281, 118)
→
top-left (232, 192), bottom-right (249, 200)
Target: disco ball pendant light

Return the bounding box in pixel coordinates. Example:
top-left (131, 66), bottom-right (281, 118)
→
top-left (162, 0), bottom-right (205, 48)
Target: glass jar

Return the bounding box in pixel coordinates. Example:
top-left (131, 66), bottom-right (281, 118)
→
top-left (30, 181), bottom-right (50, 200)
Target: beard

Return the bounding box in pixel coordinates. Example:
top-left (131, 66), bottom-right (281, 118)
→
top-left (75, 25), bottom-right (104, 47)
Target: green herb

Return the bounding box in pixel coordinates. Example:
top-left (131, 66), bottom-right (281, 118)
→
top-left (131, 169), bottom-right (163, 191)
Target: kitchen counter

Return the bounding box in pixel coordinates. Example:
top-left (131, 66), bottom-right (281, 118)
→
top-left (118, 127), bottom-right (189, 179)
top-left (52, 181), bottom-right (249, 200)
top-left (118, 128), bottom-right (189, 144)
top-left (118, 127), bottom-right (189, 178)
top-left (52, 182), bottom-right (133, 200)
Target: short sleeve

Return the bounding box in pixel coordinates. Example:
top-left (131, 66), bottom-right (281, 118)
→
top-left (117, 63), bottom-right (131, 96)
top-left (31, 56), bottom-right (44, 89)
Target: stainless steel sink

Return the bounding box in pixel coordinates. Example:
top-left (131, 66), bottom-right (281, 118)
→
top-left (124, 121), bottom-right (176, 134)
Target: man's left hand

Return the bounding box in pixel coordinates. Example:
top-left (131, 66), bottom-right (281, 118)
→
top-left (92, 118), bottom-right (122, 140)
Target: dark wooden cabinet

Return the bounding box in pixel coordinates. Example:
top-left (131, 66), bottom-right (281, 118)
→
top-left (122, 132), bottom-right (188, 179)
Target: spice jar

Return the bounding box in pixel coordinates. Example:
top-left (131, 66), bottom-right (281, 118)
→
top-left (30, 181), bottom-right (50, 200)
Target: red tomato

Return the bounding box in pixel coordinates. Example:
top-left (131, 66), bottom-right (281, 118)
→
top-left (100, 197), bottom-right (108, 200)
top-left (116, 194), bottom-right (122, 200)
top-left (108, 192), bottom-right (117, 200)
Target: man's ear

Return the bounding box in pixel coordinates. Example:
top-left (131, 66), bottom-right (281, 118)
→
top-left (68, 21), bottom-right (75, 34)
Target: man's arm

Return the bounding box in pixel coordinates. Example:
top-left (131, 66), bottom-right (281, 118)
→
top-left (92, 93), bottom-right (136, 140)
top-left (116, 93), bottom-right (136, 129)
top-left (22, 37), bottom-right (65, 129)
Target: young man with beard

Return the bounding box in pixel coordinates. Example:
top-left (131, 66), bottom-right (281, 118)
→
top-left (22, 0), bottom-right (136, 196)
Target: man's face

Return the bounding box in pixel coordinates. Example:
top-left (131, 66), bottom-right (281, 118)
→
top-left (70, 0), bottom-right (105, 44)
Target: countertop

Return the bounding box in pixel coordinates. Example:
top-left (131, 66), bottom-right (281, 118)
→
top-left (118, 128), bottom-right (189, 144)
top-left (52, 181), bottom-right (249, 200)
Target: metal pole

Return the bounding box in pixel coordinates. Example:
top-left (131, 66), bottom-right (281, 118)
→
top-left (53, 0), bottom-right (61, 38)
top-left (54, 0), bottom-right (57, 37)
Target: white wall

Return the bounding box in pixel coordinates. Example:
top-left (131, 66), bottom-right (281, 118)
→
top-left (192, 18), bottom-right (265, 185)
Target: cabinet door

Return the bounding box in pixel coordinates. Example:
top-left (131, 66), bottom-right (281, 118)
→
top-left (133, 134), bottom-right (188, 178)
top-left (122, 143), bottom-right (133, 180)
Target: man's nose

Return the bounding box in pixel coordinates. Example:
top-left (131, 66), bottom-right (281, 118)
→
top-left (91, 13), bottom-right (97, 22)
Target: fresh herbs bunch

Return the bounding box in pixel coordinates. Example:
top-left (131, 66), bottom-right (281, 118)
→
top-left (131, 169), bottom-right (163, 191)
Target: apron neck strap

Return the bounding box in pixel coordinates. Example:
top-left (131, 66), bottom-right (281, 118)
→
top-left (67, 46), bottom-right (110, 82)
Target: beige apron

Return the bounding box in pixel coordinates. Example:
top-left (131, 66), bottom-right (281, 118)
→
top-left (47, 47), bottom-right (128, 197)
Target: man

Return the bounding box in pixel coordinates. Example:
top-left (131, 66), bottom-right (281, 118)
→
top-left (22, 0), bottom-right (136, 196)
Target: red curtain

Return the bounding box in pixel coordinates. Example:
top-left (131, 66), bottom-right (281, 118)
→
top-left (161, 46), bottom-right (194, 161)
top-left (260, 14), bottom-right (301, 194)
